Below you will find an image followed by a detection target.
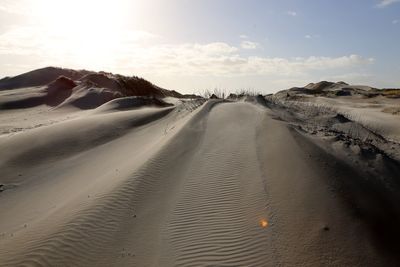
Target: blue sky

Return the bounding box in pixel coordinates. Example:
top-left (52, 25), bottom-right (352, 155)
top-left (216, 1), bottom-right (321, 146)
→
top-left (0, 0), bottom-right (399, 93)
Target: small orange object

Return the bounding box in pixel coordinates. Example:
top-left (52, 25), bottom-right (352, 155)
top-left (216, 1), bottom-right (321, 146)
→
top-left (260, 219), bottom-right (268, 228)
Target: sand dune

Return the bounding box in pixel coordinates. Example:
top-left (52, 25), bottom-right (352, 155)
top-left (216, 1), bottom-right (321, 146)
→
top-left (0, 67), bottom-right (92, 90)
top-left (0, 67), bottom-right (183, 111)
top-left (1, 73), bottom-right (400, 266)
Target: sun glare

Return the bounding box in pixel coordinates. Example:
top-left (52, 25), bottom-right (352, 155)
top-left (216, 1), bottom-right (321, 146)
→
top-left (30, 0), bottom-right (135, 69)
top-left (260, 219), bottom-right (268, 228)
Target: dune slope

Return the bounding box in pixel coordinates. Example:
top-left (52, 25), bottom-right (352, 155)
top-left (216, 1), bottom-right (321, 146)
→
top-left (0, 100), bottom-right (399, 266)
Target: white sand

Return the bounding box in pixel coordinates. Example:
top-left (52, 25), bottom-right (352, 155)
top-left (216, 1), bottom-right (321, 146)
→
top-left (1, 93), bottom-right (396, 266)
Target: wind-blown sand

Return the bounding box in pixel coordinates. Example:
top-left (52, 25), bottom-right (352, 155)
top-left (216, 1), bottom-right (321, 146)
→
top-left (1, 72), bottom-right (400, 266)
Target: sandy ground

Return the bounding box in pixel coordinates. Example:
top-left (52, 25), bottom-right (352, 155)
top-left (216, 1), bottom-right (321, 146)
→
top-left (1, 94), bottom-right (400, 266)
top-left (311, 96), bottom-right (400, 142)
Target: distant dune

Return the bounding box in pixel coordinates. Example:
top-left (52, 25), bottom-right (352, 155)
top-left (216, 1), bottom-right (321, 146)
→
top-left (276, 80), bottom-right (400, 99)
top-left (1, 70), bottom-right (400, 266)
top-left (0, 67), bottom-right (185, 110)
top-left (0, 67), bottom-right (92, 90)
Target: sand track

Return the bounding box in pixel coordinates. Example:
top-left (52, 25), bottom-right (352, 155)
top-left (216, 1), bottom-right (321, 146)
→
top-left (0, 101), bottom-right (397, 266)
top-left (163, 103), bottom-right (270, 266)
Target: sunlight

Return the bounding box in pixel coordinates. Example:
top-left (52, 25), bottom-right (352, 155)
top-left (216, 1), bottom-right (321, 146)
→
top-left (30, 0), bottom-right (136, 69)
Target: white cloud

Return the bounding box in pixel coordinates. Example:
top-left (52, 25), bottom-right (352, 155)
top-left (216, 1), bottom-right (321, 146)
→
top-left (0, 25), bottom-right (374, 92)
top-left (0, 26), bottom-right (45, 55)
top-left (239, 34), bottom-right (248, 39)
top-left (118, 44), bottom-right (373, 78)
top-left (304, 34), bottom-right (320, 39)
top-left (0, 26), bottom-right (158, 55)
top-left (393, 19), bottom-right (399, 24)
top-left (287, 11), bottom-right (297, 16)
top-left (0, 25), bottom-right (373, 77)
top-left (242, 55), bottom-right (373, 76)
top-left (0, 0), bottom-right (30, 15)
top-left (377, 0), bottom-right (400, 7)
top-left (240, 41), bottom-right (259, 50)
top-left (320, 73), bottom-right (373, 83)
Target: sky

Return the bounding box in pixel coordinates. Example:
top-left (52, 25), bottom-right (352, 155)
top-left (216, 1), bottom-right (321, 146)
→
top-left (0, 0), bottom-right (399, 94)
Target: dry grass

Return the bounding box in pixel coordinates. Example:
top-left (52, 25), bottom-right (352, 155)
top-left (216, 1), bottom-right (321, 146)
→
top-left (199, 88), bottom-right (261, 99)
top-left (264, 95), bottom-right (391, 143)
top-left (382, 89), bottom-right (400, 98)
top-left (382, 107), bottom-right (400, 115)
top-left (234, 88), bottom-right (260, 97)
top-left (199, 88), bottom-right (227, 99)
